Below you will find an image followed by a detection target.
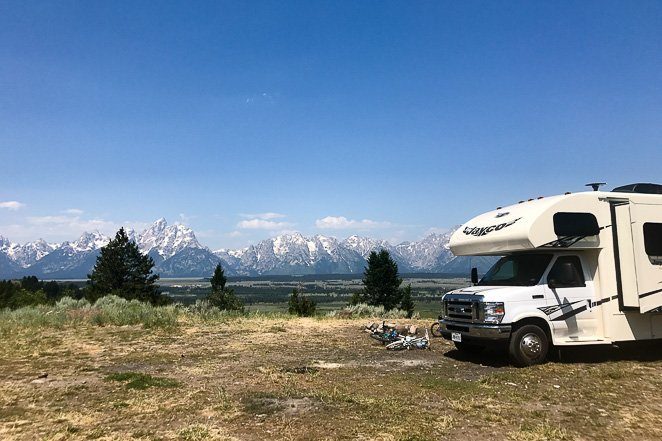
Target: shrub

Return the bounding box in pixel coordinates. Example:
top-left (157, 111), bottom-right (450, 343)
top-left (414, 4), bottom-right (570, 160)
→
top-left (288, 288), bottom-right (316, 317)
top-left (348, 291), bottom-right (363, 306)
top-left (207, 288), bottom-right (244, 312)
top-left (90, 295), bottom-right (179, 328)
top-left (187, 299), bottom-right (234, 322)
top-left (327, 303), bottom-right (414, 319)
top-left (54, 297), bottom-right (91, 310)
top-left (0, 295), bottom-right (179, 335)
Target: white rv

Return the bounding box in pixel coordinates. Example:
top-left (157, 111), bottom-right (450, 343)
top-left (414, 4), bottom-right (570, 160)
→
top-left (440, 183), bottom-right (662, 366)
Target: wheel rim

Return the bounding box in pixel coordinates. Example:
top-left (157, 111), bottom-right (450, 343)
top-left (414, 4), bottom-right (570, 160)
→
top-left (519, 333), bottom-right (542, 359)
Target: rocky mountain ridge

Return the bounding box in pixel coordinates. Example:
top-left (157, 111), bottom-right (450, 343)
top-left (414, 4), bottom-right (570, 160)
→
top-left (0, 220), bottom-right (494, 278)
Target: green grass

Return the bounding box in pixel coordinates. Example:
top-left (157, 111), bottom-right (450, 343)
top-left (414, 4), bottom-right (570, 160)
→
top-left (104, 372), bottom-right (180, 390)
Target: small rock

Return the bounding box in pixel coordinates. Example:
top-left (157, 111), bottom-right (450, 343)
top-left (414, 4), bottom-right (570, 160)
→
top-left (36, 373), bottom-right (48, 379)
top-left (553, 385), bottom-right (561, 389)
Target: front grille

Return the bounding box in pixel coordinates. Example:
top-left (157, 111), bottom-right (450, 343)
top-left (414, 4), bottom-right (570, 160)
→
top-left (447, 301), bottom-right (474, 320)
top-left (443, 295), bottom-right (484, 323)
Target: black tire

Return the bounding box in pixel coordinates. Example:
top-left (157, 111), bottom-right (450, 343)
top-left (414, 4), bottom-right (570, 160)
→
top-left (454, 342), bottom-right (484, 353)
top-left (508, 324), bottom-right (549, 367)
top-left (430, 322), bottom-right (443, 337)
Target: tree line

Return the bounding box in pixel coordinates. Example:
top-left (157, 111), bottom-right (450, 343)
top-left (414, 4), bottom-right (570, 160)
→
top-left (1, 228), bottom-right (415, 317)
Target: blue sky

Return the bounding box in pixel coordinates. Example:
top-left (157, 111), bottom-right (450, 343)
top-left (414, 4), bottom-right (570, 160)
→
top-left (1, 1), bottom-right (661, 249)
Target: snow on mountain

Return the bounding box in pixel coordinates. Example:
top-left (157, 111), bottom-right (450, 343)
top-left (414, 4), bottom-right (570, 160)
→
top-left (0, 235), bottom-right (60, 268)
top-left (395, 230), bottom-right (456, 271)
top-left (68, 231), bottom-right (110, 253)
top-left (0, 219), bottom-right (476, 278)
top-left (341, 235), bottom-right (391, 258)
top-left (137, 218), bottom-right (203, 258)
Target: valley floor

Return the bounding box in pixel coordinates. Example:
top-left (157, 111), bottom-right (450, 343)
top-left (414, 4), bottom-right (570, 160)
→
top-left (1, 317), bottom-right (661, 440)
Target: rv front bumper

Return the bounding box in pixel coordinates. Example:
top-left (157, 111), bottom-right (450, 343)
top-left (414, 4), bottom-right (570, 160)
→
top-left (440, 319), bottom-right (512, 342)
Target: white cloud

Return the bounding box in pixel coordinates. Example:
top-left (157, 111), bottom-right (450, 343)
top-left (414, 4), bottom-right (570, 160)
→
top-left (237, 219), bottom-right (293, 230)
top-left (226, 230), bottom-right (244, 238)
top-left (0, 214), bottom-right (155, 244)
top-left (0, 201), bottom-right (26, 211)
top-left (27, 215), bottom-right (117, 232)
top-left (239, 212), bottom-right (287, 220)
top-left (315, 216), bottom-right (391, 230)
top-left (63, 208), bottom-right (84, 215)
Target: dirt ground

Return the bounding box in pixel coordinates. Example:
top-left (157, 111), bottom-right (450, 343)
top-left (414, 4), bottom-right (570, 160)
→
top-left (1, 317), bottom-right (661, 441)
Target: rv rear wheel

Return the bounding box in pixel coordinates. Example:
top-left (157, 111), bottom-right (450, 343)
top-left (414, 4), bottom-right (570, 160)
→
top-left (508, 324), bottom-right (549, 367)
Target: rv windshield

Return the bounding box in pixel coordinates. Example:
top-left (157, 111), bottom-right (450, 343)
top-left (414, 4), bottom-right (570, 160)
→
top-left (478, 254), bottom-right (553, 286)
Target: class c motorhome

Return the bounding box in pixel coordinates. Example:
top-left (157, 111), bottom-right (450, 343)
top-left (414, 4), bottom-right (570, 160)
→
top-left (439, 183), bottom-right (662, 366)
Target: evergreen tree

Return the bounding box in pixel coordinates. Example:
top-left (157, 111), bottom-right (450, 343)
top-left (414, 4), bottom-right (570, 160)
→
top-left (348, 291), bottom-right (363, 306)
top-left (87, 228), bottom-right (164, 304)
top-left (206, 263), bottom-right (243, 311)
top-left (400, 284), bottom-right (415, 318)
top-left (362, 249), bottom-right (403, 310)
top-left (210, 264), bottom-right (227, 293)
top-left (288, 287), bottom-right (301, 314)
top-left (20, 276), bottom-right (41, 292)
top-left (288, 288), bottom-right (316, 317)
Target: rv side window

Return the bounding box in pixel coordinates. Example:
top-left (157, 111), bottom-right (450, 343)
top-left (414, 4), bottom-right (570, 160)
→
top-left (553, 212), bottom-right (600, 237)
top-left (547, 256), bottom-right (585, 288)
top-left (643, 223), bottom-right (662, 265)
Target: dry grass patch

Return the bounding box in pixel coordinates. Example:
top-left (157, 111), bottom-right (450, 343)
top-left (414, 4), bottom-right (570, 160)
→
top-left (0, 316), bottom-right (660, 440)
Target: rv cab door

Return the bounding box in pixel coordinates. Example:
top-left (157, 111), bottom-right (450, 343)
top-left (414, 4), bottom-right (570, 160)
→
top-left (543, 255), bottom-right (598, 340)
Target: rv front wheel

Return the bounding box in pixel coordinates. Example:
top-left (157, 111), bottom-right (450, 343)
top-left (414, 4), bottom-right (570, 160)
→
top-left (508, 324), bottom-right (549, 367)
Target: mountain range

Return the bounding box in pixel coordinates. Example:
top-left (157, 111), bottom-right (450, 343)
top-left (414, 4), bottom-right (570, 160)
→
top-left (0, 219), bottom-right (496, 279)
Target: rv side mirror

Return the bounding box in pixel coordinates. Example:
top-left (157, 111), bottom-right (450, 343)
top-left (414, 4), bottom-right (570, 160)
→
top-left (548, 278), bottom-right (557, 289)
top-left (471, 267), bottom-right (479, 285)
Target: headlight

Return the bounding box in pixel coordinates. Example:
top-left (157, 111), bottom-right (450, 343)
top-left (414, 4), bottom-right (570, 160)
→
top-left (483, 302), bottom-right (505, 324)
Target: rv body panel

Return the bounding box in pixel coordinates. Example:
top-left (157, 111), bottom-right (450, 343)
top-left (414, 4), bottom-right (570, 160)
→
top-left (609, 200), bottom-right (640, 309)
top-left (629, 201), bottom-right (662, 312)
top-left (442, 188), bottom-right (662, 358)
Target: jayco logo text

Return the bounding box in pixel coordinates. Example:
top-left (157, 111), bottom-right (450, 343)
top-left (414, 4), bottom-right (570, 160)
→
top-left (463, 218), bottom-right (522, 237)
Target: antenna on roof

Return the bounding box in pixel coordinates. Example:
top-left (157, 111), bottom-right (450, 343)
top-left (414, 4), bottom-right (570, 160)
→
top-left (586, 182), bottom-right (606, 191)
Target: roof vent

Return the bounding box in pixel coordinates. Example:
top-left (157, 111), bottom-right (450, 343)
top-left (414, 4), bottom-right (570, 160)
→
top-left (612, 183), bottom-right (662, 195)
top-left (586, 182), bottom-right (606, 191)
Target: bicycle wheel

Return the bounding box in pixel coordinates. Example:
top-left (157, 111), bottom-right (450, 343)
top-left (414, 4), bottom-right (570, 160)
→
top-left (386, 340), bottom-right (407, 351)
top-left (430, 322), bottom-right (442, 337)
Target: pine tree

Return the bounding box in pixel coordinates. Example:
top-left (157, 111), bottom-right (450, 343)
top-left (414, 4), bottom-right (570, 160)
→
top-left (206, 263), bottom-right (244, 311)
top-left (400, 284), bottom-right (415, 318)
top-left (288, 288), bottom-right (301, 315)
top-left (87, 228), bottom-right (163, 304)
top-left (210, 264), bottom-right (227, 293)
top-left (362, 249), bottom-right (403, 310)
top-left (288, 288), bottom-right (316, 317)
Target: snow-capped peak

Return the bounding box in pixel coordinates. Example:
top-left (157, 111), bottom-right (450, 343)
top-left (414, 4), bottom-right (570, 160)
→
top-left (70, 231), bottom-right (111, 252)
top-left (0, 236), bottom-right (61, 268)
top-left (137, 218), bottom-right (203, 258)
